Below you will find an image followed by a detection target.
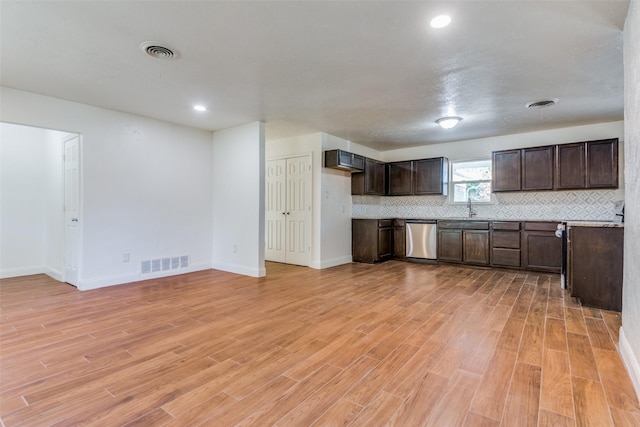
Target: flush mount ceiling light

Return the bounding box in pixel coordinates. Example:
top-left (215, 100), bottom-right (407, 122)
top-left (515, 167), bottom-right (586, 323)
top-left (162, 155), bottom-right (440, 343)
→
top-left (525, 99), bottom-right (558, 108)
top-left (193, 105), bottom-right (207, 112)
top-left (436, 116), bottom-right (462, 129)
top-left (430, 15), bottom-right (452, 28)
top-left (139, 41), bottom-right (177, 60)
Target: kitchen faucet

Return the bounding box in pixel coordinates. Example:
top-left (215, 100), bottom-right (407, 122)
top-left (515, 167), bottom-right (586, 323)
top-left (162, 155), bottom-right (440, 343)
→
top-left (467, 196), bottom-right (477, 218)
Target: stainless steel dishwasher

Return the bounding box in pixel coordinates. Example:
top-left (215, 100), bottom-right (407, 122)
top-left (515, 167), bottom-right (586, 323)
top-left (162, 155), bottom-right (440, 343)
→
top-left (406, 220), bottom-right (438, 261)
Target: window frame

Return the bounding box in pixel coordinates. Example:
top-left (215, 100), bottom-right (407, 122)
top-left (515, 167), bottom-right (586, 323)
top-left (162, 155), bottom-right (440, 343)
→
top-left (448, 158), bottom-right (494, 204)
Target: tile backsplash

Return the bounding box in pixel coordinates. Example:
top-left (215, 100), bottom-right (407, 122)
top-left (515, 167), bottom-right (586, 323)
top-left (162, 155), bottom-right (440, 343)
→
top-left (352, 190), bottom-right (621, 221)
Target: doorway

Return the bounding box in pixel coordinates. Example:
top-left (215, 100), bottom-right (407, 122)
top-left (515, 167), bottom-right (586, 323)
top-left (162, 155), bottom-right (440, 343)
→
top-left (265, 155), bottom-right (312, 266)
top-left (0, 122), bottom-right (80, 285)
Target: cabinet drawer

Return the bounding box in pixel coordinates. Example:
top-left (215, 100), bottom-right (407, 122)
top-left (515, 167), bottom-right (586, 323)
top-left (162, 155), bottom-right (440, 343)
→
top-left (524, 222), bottom-right (558, 232)
top-left (492, 231), bottom-right (520, 249)
top-left (378, 219), bottom-right (393, 228)
top-left (492, 221), bottom-right (521, 230)
top-left (492, 248), bottom-right (521, 267)
top-left (439, 221), bottom-right (489, 230)
top-left (393, 218), bottom-right (405, 227)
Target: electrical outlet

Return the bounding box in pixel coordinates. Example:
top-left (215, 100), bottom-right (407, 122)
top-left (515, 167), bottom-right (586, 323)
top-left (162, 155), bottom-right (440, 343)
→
top-left (233, 244), bottom-right (237, 253)
top-left (123, 252), bottom-right (130, 263)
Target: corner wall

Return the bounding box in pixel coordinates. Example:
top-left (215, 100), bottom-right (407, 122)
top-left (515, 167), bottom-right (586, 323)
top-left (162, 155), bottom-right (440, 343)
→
top-left (620, 0), bottom-right (640, 400)
top-left (212, 122), bottom-right (265, 277)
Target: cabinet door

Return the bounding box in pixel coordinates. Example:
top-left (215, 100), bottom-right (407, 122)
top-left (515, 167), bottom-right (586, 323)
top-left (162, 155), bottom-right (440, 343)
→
top-left (556, 143), bottom-right (586, 189)
top-left (522, 231), bottom-right (562, 273)
top-left (522, 146), bottom-right (554, 190)
top-left (352, 219), bottom-right (378, 263)
top-left (569, 227), bottom-right (623, 311)
top-left (378, 226), bottom-right (393, 260)
top-left (414, 158), bottom-right (447, 195)
top-left (586, 139), bottom-right (618, 189)
top-left (393, 225), bottom-right (406, 258)
top-left (492, 150), bottom-right (521, 192)
top-left (438, 229), bottom-right (463, 262)
top-left (351, 172), bottom-right (364, 195)
top-left (387, 161), bottom-right (413, 195)
top-left (365, 158), bottom-right (386, 195)
top-left (463, 230), bottom-right (490, 265)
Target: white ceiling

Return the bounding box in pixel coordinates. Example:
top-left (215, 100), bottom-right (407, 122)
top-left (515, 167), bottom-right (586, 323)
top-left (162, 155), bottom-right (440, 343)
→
top-left (0, 1), bottom-right (629, 151)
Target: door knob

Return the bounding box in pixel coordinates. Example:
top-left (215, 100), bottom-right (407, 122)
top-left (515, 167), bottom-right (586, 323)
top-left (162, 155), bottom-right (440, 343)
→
top-left (71, 218), bottom-right (79, 222)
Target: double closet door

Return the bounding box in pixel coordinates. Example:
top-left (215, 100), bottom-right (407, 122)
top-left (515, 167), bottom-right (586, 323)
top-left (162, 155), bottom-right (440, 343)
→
top-left (265, 155), bottom-right (312, 266)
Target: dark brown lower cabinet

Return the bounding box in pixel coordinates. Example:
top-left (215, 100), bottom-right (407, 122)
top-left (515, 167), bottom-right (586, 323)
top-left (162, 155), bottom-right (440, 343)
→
top-left (569, 226), bottom-right (623, 311)
top-left (437, 221), bottom-right (490, 266)
top-left (521, 222), bottom-right (562, 273)
top-left (438, 229), bottom-right (463, 262)
top-left (352, 219), bottom-right (393, 263)
top-left (491, 222), bottom-right (522, 268)
top-left (463, 230), bottom-right (490, 265)
top-left (393, 219), bottom-right (406, 258)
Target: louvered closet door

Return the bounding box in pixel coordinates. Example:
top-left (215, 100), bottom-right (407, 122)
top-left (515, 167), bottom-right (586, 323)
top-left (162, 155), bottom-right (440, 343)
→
top-left (265, 155), bottom-right (311, 266)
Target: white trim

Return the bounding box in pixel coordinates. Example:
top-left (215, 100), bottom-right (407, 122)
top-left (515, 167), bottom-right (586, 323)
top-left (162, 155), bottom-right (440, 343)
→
top-left (78, 261), bottom-right (213, 290)
top-left (211, 260), bottom-right (266, 278)
top-left (0, 266), bottom-right (45, 279)
top-left (309, 256), bottom-right (352, 269)
top-left (43, 266), bottom-right (63, 282)
top-left (619, 326), bottom-right (640, 402)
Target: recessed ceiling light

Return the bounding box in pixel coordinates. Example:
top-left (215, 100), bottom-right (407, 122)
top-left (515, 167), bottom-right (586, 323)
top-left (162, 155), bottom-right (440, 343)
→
top-left (193, 105), bottom-right (207, 112)
top-left (436, 116), bottom-right (462, 129)
top-left (430, 15), bottom-right (452, 29)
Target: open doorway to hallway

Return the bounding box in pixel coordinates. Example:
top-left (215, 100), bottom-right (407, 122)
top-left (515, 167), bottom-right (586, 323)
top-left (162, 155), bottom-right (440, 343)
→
top-left (0, 122), bottom-right (81, 286)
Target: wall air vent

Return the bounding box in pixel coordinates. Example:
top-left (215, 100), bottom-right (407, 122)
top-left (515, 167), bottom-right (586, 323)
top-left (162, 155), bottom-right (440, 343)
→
top-left (141, 254), bottom-right (190, 275)
top-left (139, 41), bottom-right (177, 60)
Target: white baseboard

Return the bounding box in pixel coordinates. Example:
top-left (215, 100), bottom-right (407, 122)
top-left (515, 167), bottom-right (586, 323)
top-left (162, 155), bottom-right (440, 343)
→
top-left (43, 266), bottom-right (63, 282)
top-left (211, 260), bottom-right (266, 278)
top-left (309, 255), bottom-right (352, 270)
top-left (619, 326), bottom-right (640, 402)
top-left (0, 266), bottom-right (45, 279)
top-left (78, 261), bottom-right (213, 290)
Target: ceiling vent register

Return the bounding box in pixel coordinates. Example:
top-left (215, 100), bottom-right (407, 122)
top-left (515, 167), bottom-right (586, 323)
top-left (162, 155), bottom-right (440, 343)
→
top-left (139, 41), bottom-right (177, 60)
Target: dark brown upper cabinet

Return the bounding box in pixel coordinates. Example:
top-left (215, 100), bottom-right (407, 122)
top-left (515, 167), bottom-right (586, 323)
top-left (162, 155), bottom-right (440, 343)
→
top-left (351, 158), bottom-right (385, 195)
top-left (414, 157), bottom-right (449, 195)
top-left (386, 161), bottom-right (413, 196)
top-left (522, 146), bottom-right (554, 191)
top-left (324, 149), bottom-right (365, 172)
top-left (493, 138), bottom-right (618, 193)
top-left (555, 143), bottom-right (586, 189)
top-left (492, 150), bottom-right (521, 192)
top-left (586, 139), bottom-right (618, 189)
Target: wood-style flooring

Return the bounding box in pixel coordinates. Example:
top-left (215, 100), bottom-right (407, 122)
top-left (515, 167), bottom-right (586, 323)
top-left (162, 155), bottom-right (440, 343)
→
top-left (1, 261), bottom-right (638, 426)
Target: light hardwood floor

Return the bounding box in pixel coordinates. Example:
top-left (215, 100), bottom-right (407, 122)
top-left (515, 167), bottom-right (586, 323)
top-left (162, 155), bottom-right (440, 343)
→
top-left (1, 261), bottom-right (638, 426)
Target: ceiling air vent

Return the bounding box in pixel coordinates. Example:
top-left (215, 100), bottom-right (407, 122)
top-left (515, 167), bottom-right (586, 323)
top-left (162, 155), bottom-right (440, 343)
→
top-left (139, 41), bottom-right (177, 60)
top-left (525, 99), bottom-right (558, 108)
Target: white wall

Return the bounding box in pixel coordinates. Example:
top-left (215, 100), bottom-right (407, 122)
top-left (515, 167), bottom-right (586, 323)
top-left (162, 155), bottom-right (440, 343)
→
top-left (212, 121), bottom-right (265, 277)
top-left (620, 0), bottom-right (640, 401)
top-left (43, 129), bottom-right (65, 279)
top-left (0, 87), bottom-right (214, 289)
top-left (1, 123), bottom-right (47, 277)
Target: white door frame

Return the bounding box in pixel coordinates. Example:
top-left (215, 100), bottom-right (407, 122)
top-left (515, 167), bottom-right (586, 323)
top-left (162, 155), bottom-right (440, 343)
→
top-left (63, 133), bottom-right (82, 287)
top-left (265, 152), bottom-right (312, 267)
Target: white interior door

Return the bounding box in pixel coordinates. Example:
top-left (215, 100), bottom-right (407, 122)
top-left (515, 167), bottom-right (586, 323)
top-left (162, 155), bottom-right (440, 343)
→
top-left (265, 159), bottom-right (286, 263)
top-left (285, 156), bottom-right (311, 266)
top-left (265, 155), bottom-right (311, 266)
top-left (64, 134), bottom-right (80, 286)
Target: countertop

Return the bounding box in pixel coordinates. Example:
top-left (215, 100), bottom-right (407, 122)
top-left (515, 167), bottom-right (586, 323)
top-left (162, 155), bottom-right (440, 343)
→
top-left (352, 217), bottom-right (625, 227)
top-left (566, 221), bottom-right (624, 228)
